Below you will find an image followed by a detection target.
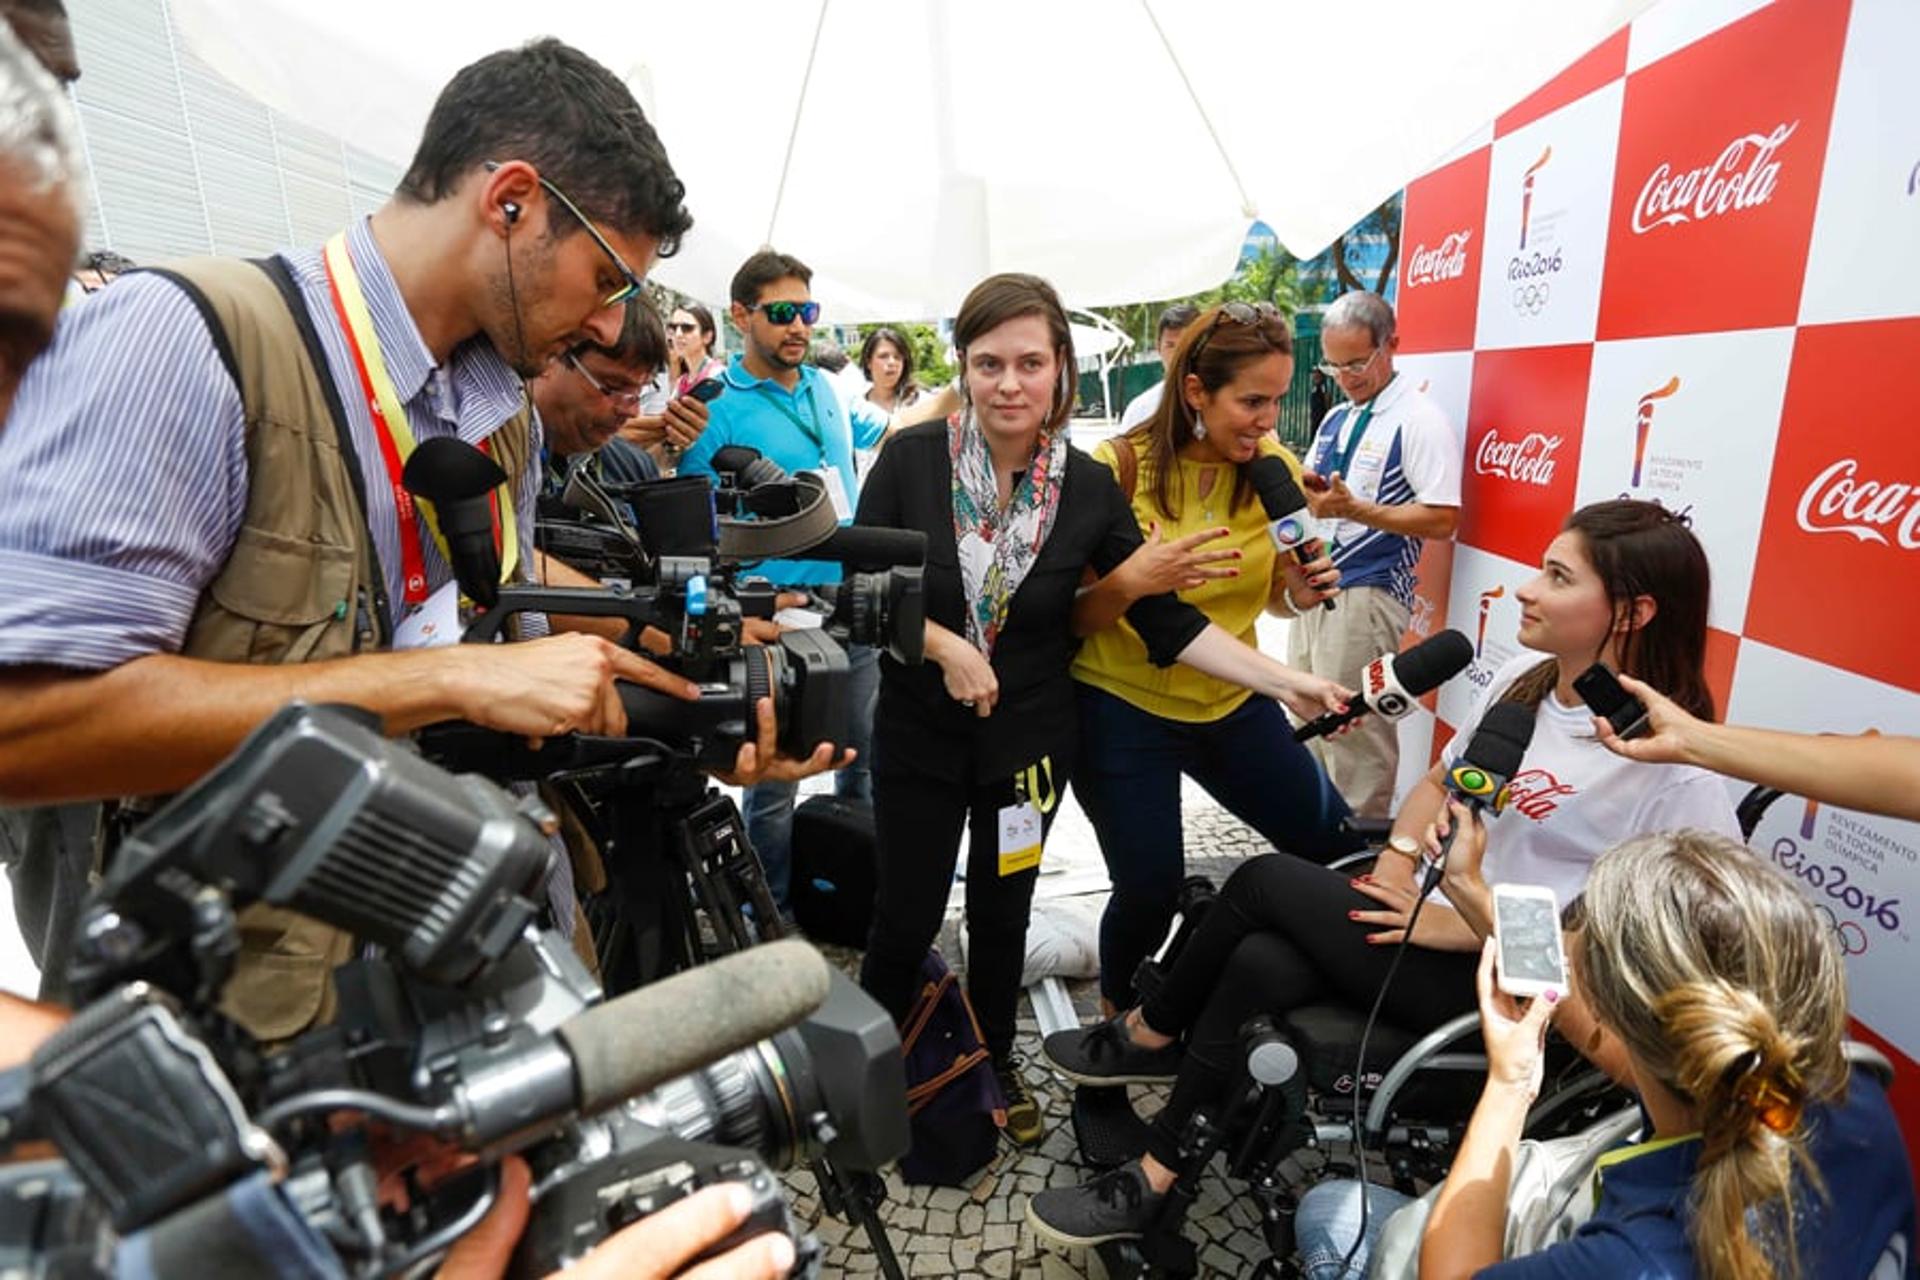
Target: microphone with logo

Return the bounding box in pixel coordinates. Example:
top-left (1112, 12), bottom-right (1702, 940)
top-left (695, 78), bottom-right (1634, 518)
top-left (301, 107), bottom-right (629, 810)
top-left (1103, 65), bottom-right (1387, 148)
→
top-left (1293, 629), bottom-right (1474, 742)
top-left (1247, 455), bottom-right (1336, 612)
top-left (1421, 700), bottom-right (1536, 891)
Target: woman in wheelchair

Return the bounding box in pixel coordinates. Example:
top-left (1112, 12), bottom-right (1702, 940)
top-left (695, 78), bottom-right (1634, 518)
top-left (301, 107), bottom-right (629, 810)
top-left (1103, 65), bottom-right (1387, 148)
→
top-left (1301, 828), bottom-right (1918, 1279)
top-left (1030, 499), bottom-right (1741, 1247)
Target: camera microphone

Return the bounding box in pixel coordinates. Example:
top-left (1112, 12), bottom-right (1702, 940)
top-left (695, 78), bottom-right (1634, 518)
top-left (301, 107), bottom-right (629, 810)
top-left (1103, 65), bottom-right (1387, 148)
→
top-left (1294, 629), bottom-right (1473, 741)
top-left (404, 436), bottom-right (511, 610)
top-left (1248, 455), bottom-right (1335, 612)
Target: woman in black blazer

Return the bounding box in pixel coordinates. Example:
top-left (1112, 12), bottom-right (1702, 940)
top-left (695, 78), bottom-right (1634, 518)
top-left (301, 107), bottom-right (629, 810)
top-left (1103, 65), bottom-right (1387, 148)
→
top-left (853, 273), bottom-right (1351, 1146)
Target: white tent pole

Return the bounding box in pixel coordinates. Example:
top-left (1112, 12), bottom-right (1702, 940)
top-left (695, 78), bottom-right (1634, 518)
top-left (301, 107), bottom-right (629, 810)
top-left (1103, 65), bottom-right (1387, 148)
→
top-left (1140, 0), bottom-right (1257, 220)
top-left (763, 0), bottom-right (833, 247)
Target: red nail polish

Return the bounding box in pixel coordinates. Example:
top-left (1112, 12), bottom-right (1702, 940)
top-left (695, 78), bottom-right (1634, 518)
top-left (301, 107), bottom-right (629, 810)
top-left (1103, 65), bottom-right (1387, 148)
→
top-left (1347, 910), bottom-right (1360, 920)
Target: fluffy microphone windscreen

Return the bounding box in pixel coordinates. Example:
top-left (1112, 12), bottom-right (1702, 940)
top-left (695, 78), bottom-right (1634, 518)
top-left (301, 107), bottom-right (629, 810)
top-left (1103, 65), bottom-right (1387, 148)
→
top-left (559, 939), bottom-right (833, 1114)
top-left (402, 435), bottom-right (509, 504)
top-left (1461, 701), bottom-right (1536, 781)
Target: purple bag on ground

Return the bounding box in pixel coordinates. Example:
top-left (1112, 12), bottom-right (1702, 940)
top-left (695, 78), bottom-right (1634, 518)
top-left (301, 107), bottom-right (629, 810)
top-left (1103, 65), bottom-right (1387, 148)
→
top-left (898, 950), bottom-right (1006, 1186)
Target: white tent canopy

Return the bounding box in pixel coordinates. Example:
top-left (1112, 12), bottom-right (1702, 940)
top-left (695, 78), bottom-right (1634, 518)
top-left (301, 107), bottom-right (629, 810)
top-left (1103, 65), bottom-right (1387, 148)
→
top-left (168, 0), bottom-right (1648, 320)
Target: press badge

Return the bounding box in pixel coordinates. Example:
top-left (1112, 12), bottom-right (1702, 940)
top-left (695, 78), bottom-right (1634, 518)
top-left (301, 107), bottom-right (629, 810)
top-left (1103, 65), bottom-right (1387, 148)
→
top-left (997, 757), bottom-right (1057, 877)
top-left (810, 465), bottom-right (855, 521)
top-left (394, 580), bottom-right (461, 650)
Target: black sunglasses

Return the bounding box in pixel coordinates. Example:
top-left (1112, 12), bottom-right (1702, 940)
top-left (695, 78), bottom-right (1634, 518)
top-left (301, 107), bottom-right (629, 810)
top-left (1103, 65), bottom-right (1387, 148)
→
top-left (748, 300), bottom-right (821, 326)
top-left (1187, 301), bottom-right (1289, 372)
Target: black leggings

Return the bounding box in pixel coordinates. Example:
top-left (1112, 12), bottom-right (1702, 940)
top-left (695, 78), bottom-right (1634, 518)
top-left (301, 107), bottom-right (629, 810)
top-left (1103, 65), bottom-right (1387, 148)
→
top-left (1136, 853), bottom-right (1479, 1168)
top-left (858, 761), bottom-right (1062, 1063)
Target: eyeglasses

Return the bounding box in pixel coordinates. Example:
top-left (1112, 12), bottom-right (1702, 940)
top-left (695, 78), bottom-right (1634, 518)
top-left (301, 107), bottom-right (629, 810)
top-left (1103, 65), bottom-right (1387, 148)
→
top-left (1187, 300), bottom-right (1288, 372)
top-left (748, 300), bottom-right (821, 327)
top-left (484, 160), bottom-right (645, 309)
top-left (567, 350), bottom-right (646, 407)
top-left (667, 321), bottom-right (699, 334)
top-left (1316, 347), bottom-right (1384, 379)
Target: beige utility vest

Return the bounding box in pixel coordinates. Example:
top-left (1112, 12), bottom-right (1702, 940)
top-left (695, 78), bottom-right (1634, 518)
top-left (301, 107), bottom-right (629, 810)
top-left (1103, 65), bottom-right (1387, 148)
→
top-left (147, 256), bottom-right (532, 1042)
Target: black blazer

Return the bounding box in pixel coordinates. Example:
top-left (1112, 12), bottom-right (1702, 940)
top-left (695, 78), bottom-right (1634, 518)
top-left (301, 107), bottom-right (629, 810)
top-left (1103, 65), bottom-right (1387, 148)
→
top-left (855, 422), bottom-right (1208, 783)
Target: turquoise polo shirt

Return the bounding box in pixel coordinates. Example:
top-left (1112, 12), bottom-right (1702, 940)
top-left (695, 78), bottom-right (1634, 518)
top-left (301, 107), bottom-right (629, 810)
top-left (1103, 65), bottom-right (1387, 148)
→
top-left (679, 355), bottom-right (885, 585)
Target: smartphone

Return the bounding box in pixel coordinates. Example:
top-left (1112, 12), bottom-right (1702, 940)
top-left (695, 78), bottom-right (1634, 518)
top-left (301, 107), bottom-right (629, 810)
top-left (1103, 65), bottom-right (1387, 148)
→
top-left (1492, 883), bottom-right (1569, 999)
top-left (685, 377), bottom-right (726, 403)
top-left (1572, 662), bottom-right (1649, 739)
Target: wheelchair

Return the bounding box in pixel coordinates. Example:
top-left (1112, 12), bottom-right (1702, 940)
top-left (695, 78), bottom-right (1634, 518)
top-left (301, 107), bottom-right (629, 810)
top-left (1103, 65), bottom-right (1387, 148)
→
top-left (1068, 785), bottom-right (1804, 1279)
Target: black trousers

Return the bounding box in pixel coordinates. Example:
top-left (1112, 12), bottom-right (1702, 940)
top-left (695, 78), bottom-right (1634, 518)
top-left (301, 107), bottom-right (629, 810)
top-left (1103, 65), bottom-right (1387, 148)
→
top-left (858, 754), bottom-right (1064, 1064)
top-left (1136, 853), bottom-right (1479, 1167)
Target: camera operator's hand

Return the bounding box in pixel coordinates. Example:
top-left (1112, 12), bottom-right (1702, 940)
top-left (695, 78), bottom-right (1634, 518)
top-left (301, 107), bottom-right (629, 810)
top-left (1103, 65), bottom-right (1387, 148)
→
top-left (712, 696), bottom-right (851, 787)
top-left (439, 1155), bottom-right (794, 1280)
top-left (444, 634), bottom-right (699, 747)
top-left (924, 621), bottom-right (997, 717)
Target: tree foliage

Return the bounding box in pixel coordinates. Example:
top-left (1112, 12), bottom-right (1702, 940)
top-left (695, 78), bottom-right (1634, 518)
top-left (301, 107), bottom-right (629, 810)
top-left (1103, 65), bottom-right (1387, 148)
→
top-left (1090, 241), bottom-right (1306, 355)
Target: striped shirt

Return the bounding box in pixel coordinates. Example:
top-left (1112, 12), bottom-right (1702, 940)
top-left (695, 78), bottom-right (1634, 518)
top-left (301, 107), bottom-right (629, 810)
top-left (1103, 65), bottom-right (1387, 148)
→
top-left (1305, 374), bottom-right (1461, 610)
top-left (0, 217), bottom-right (538, 672)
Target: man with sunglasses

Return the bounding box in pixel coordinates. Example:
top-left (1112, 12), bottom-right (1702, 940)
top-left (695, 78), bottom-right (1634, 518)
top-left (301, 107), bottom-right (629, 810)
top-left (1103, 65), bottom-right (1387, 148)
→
top-left (1290, 290), bottom-right (1461, 818)
top-left (679, 250), bottom-right (889, 918)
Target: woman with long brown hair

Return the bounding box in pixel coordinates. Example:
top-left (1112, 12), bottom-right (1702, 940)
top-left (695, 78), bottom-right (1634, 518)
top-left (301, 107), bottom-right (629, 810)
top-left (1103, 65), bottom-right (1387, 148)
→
top-left (1032, 500), bottom-right (1743, 1247)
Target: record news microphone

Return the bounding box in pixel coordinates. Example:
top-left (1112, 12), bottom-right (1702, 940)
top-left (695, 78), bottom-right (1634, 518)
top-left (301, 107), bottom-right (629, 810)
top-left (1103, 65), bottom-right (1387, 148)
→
top-left (1293, 629), bottom-right (1473, 742)
top-left (1248, 455), bottom-right (1335, 612)
top-left (404, 436), bottom-right (510, 611)
top-left (1425, 701), bottom-right (1536, 887)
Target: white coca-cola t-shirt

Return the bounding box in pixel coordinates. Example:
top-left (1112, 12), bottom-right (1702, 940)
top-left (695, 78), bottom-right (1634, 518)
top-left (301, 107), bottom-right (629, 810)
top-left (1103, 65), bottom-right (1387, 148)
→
top-left (1436, 652), bottom-right (1740, 912)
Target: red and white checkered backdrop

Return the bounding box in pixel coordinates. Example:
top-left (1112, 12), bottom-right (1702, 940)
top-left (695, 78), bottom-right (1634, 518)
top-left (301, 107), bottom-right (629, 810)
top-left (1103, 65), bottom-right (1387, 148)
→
top-left (1381, 0), bottom-right (1920, 1159)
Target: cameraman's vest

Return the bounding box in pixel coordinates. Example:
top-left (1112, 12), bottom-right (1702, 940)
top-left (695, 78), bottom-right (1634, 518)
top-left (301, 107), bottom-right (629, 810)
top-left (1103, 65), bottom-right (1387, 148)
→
top-left (135, 256), bottom-right (533, 1042)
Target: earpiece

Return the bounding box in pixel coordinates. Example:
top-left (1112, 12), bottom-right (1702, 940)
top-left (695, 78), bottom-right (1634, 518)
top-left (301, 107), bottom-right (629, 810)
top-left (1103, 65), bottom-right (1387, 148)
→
top-left (503, 201), bottom-right (521, 225)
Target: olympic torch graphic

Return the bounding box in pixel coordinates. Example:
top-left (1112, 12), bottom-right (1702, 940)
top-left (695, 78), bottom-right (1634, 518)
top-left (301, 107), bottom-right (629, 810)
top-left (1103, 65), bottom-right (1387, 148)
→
top-left (1519, 147), bottom-right (1552, 249)
top-left (1800, 797), bottom-right (1819, 840)
top-left (1633, 376), bottom-right (1682, 487)
top-left (1475, 585), bottom-right (1506, 656)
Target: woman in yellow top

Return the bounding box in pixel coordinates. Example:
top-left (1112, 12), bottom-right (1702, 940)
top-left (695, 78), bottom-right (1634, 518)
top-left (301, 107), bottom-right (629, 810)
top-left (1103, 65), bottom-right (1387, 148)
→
top-left (1072, 303), bottom-right (1353, 1012)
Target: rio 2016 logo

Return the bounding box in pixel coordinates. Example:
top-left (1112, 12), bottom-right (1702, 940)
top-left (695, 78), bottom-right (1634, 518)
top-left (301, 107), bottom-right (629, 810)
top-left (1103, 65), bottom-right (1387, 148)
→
top-left (1770, 835), bottom-right (1899, 956)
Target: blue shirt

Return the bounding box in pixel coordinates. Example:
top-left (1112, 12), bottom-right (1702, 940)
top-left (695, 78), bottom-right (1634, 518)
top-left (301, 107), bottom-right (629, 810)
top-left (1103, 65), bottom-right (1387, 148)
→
top-left (0, 218), bottom-right (537, 671)
top-left (677, 355), bottom-right (884, 586)
top-left (1480, 1073), bottom-right (1917, 1280)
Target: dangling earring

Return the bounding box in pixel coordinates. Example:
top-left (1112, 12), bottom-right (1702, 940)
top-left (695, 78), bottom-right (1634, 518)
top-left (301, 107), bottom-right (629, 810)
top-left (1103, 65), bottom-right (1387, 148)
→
top-left (1192, 414), bottom-right (1208, 441)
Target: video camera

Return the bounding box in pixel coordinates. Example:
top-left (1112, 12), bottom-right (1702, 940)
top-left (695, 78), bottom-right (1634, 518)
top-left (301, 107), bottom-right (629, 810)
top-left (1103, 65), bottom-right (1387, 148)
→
top-left (413, 438), bottom-right (926, 773)
top-left (0, 704), bottom-right (909, 1278)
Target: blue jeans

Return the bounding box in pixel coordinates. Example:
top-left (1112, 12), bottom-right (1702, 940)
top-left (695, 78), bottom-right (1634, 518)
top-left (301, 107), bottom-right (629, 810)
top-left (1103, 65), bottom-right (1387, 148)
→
top-left (1294, 1180), bottom-right (1414, 1279)
top-left (1073, 684), bottom-right (1355, 1007)
top-left (744, 641), bottom-right (879, 909)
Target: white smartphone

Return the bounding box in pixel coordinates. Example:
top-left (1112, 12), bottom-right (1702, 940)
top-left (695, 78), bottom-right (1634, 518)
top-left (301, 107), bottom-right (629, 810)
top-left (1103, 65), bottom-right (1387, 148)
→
top-left (1492, 883), bottom-right (1569, 999)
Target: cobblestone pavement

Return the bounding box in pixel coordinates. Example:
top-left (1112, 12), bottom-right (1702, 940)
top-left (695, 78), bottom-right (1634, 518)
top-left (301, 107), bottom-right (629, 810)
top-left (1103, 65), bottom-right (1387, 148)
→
top-left (786, 786), bottom-right (1307, 1279)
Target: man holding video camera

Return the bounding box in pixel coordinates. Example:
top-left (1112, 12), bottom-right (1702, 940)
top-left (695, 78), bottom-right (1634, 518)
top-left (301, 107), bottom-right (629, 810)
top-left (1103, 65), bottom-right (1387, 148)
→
top-left (0, 41), bottom-right (831, 1035)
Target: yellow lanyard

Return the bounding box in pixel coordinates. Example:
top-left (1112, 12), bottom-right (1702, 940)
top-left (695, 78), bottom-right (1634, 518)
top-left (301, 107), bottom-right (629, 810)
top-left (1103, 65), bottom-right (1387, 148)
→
top-left (322, 233), bottom-right (518, 601)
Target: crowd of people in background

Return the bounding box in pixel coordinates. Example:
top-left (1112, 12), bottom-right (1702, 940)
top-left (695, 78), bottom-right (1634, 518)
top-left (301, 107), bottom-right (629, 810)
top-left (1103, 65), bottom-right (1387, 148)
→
top-left (0, 7), bottom-right (1915, 1279)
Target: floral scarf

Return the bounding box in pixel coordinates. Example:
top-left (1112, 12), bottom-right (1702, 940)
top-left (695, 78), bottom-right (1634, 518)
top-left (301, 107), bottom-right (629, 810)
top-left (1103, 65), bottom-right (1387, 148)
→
top-left (950, 410), bottom-right (1068, 656)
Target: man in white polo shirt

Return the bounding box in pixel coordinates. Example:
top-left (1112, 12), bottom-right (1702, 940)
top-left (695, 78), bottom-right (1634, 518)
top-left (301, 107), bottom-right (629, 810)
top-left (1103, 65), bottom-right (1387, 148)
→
top-left (1291, 291), bottom-right (1461, 817)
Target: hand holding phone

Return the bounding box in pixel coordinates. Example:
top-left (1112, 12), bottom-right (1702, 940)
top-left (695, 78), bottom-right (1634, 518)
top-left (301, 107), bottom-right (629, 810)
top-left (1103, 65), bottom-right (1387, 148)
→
top-left (1573, 662), bottom-right (1650, 740)
top-left (684, 377), bottom-right (725, 404)
top-left (1492, 883), bottom-right (1568, 999)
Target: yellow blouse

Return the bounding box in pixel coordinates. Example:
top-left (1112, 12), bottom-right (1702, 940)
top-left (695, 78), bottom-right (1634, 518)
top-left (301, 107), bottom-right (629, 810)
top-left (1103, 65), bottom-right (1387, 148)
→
top-left (1071, 435), bottom-right (1305, 723)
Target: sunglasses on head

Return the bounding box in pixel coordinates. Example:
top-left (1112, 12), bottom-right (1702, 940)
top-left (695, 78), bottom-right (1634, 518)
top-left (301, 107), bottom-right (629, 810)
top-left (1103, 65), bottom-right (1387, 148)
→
top-left (748, 300), bottom-right (821, 326)
top-left (1187, 300), bottom-right (1289, 371)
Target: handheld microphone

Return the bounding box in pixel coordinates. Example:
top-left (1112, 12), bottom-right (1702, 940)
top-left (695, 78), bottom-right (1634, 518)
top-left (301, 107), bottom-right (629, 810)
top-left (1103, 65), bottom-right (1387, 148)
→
top-left (1427, 701), bottom-right (1536, 884)
top-left (1248, 456), bottom-right (1335, 612)
top-left (1294, 629), bottom-right (1473, 741)
top-left (404, 437), bottom-right (510, 610)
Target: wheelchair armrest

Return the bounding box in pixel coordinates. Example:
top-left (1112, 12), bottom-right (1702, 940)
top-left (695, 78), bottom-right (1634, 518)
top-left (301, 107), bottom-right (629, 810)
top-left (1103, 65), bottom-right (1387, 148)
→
top-left (1327, 850), bottom-right (1377, 874)
top-left (1845, 1039), bottom-right (1895, 1089)
top-left (1341, 815), bottom-right (1395, 846)
top-left (1364, 1010), bottom-right (1487, 1139)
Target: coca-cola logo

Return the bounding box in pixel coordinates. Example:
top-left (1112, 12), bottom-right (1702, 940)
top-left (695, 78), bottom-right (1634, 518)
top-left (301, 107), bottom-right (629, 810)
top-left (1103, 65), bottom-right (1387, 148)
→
top-left (1794, 459), bottom-right (1920, 549)
top-left (1631, 121), bottom-right (1798, 234)
top-left (1474, 430), bottom-right (1563, 487)
top-left (1405, 231), bottom-right (1473, 287)
top-left (1506, 767), bottom-right (1576, 821)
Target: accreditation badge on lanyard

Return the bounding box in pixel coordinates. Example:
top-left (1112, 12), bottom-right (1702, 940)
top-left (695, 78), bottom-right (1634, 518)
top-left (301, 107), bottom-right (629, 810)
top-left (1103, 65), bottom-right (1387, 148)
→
top-left (321, 233), bottom-right (519, 612)
top-left (997, 756), bottom-right (1058, 877)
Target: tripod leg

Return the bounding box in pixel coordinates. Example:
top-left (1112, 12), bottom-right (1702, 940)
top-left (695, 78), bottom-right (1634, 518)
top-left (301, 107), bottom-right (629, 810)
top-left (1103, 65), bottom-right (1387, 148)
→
top-left (810, 1157), bottom-right (904, 1280)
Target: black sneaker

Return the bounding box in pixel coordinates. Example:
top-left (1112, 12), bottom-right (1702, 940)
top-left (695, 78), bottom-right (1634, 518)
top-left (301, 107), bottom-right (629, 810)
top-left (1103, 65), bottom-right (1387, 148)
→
top-left (1042, 1013), bottom-right (1183, 1085)
top-left (995, 1054), bottom-right (1046, 1147)
top-left (1026, 1163), bottom-right (1164, 1246)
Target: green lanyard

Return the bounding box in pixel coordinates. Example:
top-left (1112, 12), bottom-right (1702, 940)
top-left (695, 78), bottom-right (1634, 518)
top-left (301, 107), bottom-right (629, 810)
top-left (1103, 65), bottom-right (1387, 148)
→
top-left (1325, 372), bottom-right (1397, 482)
top-left (752, 377), bottom-right (826, 452)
